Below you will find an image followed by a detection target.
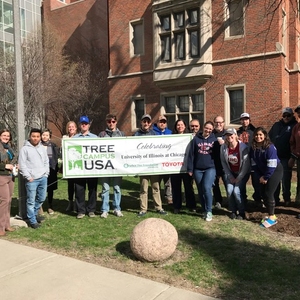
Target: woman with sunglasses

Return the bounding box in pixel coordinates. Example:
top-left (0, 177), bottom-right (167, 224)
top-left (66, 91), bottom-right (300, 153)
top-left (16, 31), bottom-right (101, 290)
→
top-left (99, 114), bottom-right (125, 218)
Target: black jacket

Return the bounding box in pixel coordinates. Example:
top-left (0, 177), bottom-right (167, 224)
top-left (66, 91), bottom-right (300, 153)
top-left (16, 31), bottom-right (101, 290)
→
top-left (269, 117), bottom-right (297, 159)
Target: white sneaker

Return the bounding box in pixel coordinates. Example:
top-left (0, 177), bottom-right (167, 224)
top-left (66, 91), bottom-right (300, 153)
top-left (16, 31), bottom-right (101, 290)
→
top-left (206, 212), bottom-right (213, 222)
top-left (113, 210), bottom-right (123, 217)
top-left (100, 212), bottom-right (108, 218)
top-left (215, 202), bottom-right (222, 209)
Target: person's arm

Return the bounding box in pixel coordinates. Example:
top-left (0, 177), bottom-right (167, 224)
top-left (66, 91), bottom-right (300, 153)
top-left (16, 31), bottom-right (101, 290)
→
top-left (263, 145), bottom-right (278, 180)
top-left (18, 148), bottom-right (32, 180)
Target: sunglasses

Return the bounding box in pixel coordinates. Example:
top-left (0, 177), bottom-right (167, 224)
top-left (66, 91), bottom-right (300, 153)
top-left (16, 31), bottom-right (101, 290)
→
top-left (107, 119), bottom-right (116, 124)
top-left (81, 122), bottom-right (89, 125)
top-left (190, 125), bottom-right (199, 127)
top-left (142, 120), bottom-right (151, 123)
top-left (159, 120), bottom-right (167, 123)
top-left (282, 114), bottom-right (291, 118)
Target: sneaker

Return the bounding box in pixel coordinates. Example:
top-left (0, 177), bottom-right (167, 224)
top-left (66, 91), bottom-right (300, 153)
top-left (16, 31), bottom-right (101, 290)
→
top-left (229, 213), bottom-right (237, 220)
top-left (76, 213), bottom-right (85, 219)
top-left (205, 212), bottom-right (213, 222)
top-left (48, 208), bottom-right (54, 215)
top-left (137, 211), bottom-right (146, 217)
top-left (157, 209), bottom-right (168, 215)
top-left (113, 210), bottom-right (123, 217)
top-left (100, 212), bottom-right (108, 218)
top-left (30, 223), bottom-right (41, 229)
top-left (36, 215), bottom-right (45, 223)
top-left (215, 202), bottom-right (222, 209)
top-left (88, 212), bottom-right (96, 218)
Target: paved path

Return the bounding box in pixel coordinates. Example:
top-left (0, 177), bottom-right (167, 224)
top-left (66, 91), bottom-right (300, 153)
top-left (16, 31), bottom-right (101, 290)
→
top-left (0, 239), bottom-right (218, 300)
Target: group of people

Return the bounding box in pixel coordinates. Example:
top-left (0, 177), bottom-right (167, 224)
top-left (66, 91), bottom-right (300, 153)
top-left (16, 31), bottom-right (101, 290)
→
top-left (1, 105), bottom-right (300, 233)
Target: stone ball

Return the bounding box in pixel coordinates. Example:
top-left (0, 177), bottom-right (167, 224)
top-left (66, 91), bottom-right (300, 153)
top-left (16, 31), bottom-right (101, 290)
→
top-left (130, 218), bottom-right (178, 262)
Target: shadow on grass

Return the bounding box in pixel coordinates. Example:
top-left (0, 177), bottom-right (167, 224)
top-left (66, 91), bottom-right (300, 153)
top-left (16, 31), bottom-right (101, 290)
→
top-left (115, 241), bottom-right (138, 260)
top-left (178, 228), bottom-right (300, 300)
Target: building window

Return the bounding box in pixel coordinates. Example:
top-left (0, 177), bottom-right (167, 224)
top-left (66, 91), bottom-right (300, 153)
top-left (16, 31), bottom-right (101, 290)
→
top-left (131, 97), bottom-right (145, 129)
top-left (130, 19), bottom-right (144, 56)
top-left (225, 0), bottom-right (245, 38)
top-left (158, 7), bottom-right (200, 63)
top-left (161, 92), bottom-right (204, 128)
top-left (225, 86), bottom-right (245, 125)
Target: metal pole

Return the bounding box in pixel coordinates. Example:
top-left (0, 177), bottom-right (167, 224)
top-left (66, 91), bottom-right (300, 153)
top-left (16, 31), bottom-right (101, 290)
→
top-left (13, 0), bottom-right (27, 219)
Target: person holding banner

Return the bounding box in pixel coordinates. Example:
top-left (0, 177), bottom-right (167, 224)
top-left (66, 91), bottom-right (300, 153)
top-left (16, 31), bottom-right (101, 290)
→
top-left (73, 116), bottom-right (98, 219)
top-left (153, 115), bottom-right (173, 205)
top-left (187, 121), bottom-right (217, 221)
top-left (134, 114), bottom-right (167, 217)
top-left (98, 114), bottom-right (125, 218)
top-left (63, 121), bottom-right (78, 212)
top-left (171, 120), bottom-right (196, 214)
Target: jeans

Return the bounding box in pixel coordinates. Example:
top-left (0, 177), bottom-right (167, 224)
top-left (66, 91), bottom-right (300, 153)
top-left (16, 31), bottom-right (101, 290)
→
top-left (274, 158), bottom-right (292, 204)
top-left (101, 177), bottom-right (122, 212)
top-left (225, 175), bottom-right (248, 215)
top-left (25, 176), bottom-right (47, 224)
top-left (193, 168), bottom-right (216, 213)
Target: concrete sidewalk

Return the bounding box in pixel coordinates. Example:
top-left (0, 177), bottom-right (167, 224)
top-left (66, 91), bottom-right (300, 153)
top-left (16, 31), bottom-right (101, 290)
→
top-left (0, 239), bottom-right (217, 300)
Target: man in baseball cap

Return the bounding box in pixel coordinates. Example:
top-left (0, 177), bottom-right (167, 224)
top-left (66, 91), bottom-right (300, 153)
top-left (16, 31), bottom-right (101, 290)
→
top-left (269, 107), bottom-right (296, 206)
top-left (73, 115), bottom-right (98, 219)
top-left (237, 112), bottom-right (261, 207)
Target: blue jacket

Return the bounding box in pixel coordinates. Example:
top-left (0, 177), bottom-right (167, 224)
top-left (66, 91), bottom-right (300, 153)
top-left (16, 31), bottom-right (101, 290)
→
top-left (250, 144), bottom-right (280, 180)
top-left (153, 124), bottom-right (172, 135)
top-left (187, 132), bottom-right (217, 172)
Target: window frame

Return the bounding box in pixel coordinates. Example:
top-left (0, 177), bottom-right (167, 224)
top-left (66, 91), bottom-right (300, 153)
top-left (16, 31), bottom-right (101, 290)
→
top-left (160, 90), bottom-right (205, 129)
top-left (129, 18), bottom-right (144, 57)
top-left (224, 0), bottom-right (245, 39)
top-left (131, 96), bottom-right (145, 131)
top-left (224, 84), bottom-right (246, 126)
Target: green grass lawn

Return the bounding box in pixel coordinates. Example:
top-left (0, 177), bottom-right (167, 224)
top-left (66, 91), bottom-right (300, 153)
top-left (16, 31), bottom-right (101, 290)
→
top-left (5, 175), bottom-right (300, 300)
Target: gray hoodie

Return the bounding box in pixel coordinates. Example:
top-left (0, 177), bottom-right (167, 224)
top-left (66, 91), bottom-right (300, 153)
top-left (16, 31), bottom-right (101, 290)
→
top-left (18, 140), bottom-right (49, 180)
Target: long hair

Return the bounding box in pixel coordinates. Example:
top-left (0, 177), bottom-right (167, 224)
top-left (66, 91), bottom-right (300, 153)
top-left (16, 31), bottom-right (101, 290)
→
top-left (252, 127), bottom-right (272, 150)
top-left (0, 128), bottom-right (13, 147)
top-left (173, 119), bottom-right (189, 134)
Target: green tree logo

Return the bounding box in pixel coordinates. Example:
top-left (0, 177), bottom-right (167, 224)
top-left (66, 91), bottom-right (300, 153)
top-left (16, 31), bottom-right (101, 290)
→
top-left (68, 146), bottom-right (83, 170)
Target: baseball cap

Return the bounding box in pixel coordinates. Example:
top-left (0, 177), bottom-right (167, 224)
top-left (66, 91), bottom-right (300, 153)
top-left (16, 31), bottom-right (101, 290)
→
top-left (240, 113), bottom-right (250, 119)
top-left (295, 105), bottom-right (300, 113)
top-left (79, 116), bottom-right (90, 123)
top-left (141, 114), bottom-right (152, 121)
top-left (282, 107), bottom-right (293, 115)
top-left (158, 115), bottom-right (167, 121)
top-left (224, 128), bottom-right (237, 135)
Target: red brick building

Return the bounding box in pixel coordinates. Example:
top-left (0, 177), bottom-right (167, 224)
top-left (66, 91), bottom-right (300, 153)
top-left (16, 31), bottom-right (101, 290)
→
top-left (42, 0), bottom-right (109, 140)
top-left (43, 0), bottom-right (300, 135)
top-left (108, 0), bottom-right (300, 134)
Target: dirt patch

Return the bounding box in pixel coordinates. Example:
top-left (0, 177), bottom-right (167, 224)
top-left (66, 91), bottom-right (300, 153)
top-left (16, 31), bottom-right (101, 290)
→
top-left (246, 201), bottom-right (300, 237)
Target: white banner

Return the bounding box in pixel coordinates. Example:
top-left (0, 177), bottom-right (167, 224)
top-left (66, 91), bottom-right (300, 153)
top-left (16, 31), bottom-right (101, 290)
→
top-left (62, 134), bottom-right (192, 178)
